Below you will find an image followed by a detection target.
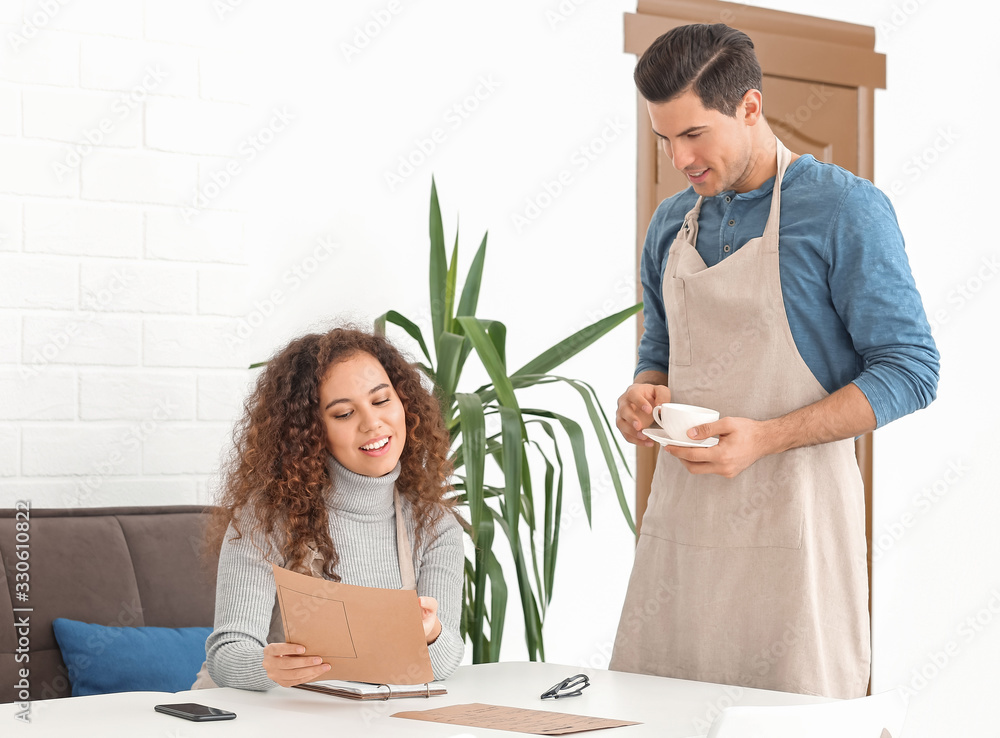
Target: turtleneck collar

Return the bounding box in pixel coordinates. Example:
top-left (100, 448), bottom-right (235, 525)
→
top-left (327, 455), bottom-right (400, 517)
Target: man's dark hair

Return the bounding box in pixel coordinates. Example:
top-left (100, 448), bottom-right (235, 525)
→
top-left (634, 23), bottom-right (762, 116)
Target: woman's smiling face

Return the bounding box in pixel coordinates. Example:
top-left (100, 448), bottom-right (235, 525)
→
top-left (318, 351), bottom-right (407, 477)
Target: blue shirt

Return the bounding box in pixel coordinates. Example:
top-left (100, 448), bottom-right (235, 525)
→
top-left (636, 154), bottom-right (939, 428)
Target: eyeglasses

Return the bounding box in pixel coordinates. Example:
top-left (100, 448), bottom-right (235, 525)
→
top-left (540, 673), bottom-right (590, 699)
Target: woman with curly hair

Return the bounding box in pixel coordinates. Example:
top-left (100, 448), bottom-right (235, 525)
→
top-left (195, 326), bottom-right (465, 690)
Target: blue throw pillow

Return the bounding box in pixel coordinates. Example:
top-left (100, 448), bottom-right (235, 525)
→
top-left (52, 618), bottom-right (212, 697)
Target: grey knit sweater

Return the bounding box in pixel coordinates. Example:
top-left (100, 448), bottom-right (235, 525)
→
top-left (205, 457), bottom-right (466, 690)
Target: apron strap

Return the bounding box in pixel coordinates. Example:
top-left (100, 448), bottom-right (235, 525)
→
top-left (763, 138), bottom-right (792, 240)
top-left (394, 489), bottom-right (417, 591)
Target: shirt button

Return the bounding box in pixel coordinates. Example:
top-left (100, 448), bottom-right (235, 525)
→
top-left (725, 196), bottom-right (732, 202)
top-left (728, 219), bottom-right (735, 226)
top-left (724, 244), bottom-right (731, 253)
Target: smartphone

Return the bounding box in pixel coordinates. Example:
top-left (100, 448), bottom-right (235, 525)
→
top-left (154, 703), bottom-right (237, 722)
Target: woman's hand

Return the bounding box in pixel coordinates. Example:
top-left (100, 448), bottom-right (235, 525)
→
top-left (418, 596), bottom-right (442, 644)
top-left (262, 642), bottom-right (331, 687)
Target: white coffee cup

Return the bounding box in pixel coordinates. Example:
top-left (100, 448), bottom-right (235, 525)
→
top-left (652, 402), bottom-right (720, 442)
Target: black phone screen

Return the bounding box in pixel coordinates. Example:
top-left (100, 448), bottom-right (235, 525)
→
top-left (154, 703), bottom-right (237, 721)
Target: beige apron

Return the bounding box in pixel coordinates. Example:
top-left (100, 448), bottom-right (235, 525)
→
top-left (610, 139), bottom-right (870, 699)
top-left (192, 490), bottom-right (416, 688)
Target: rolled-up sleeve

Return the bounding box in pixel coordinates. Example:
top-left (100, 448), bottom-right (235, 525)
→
top-left (636, 202), bottom-right (674, 378)
top-left (828, 183), bottom-right (940, 426)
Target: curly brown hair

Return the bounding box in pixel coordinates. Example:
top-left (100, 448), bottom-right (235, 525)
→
top-left (206, 326), bottom-right (456, 579)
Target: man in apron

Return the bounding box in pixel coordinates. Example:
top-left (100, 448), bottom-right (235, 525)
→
top-left (610, 24), bottom-right (939, 699)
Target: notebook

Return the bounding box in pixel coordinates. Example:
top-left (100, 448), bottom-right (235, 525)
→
top-left (295, 679), bottom-right (447, 701)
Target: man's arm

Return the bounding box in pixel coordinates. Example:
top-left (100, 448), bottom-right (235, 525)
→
top-left (673, 383), bottom-right (875, 478)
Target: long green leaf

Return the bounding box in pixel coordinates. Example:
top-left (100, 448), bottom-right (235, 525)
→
top-left (456, 231), bottom-right (488, 319)
top-left (513, 303), bottom-right (642, 378)
top-left (498, 406), bottom-right (522, 550)
top-left (485, 548), bottom-right (507, 661)
top-left (455, 392), bottom-right (486, 543)
top-left (522, 408), bottom-right (590, 526)
top-left (558, 376), bottom-right (636, 533)
top-left (471, 514), bottom-right (495, 663)
top-left (528, 419), bottom-right (565, 601)
top-left (373, 309), bottom-right (433, 367)
top-left (435, 332), bottom-right (467, 416)
top-left (444, 223), bottom-right (459, 335)
top-left (491, 508), bottom-right (542, 660)
top-left (429, 178), bottom-right (447, 345)
top-left (458, 316), bottom-right (518, 410)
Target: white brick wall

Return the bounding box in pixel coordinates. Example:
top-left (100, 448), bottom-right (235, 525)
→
top-left (0, 313), bottom-right (18, 363)
top-left (0, 369), bottom-right (76, 420)
top-left (22, 87), bottom-right (143, 147)
top-left (81, 149), bottom-right (198, 204)
top-left (0, 200), bottom-right (23, 252)
top-left (144, 317), bottom-right (247, 368)
top-left (142, 424), bottom-right (231, 475)
top-left (80, 260), bottom-right (197, 314)
top-left (22, 424), bottom-right (143, 476)
top-left (145, 98), bottom-right (252, 156)
top-left (198, 265), bottom-right (249, 316)
top-left (79, 370), bottom-right (196, 421)
top-left (23, 314), bottom-right (141, 366)
top-left (0, 427), bottom-right (18, 477)
top-left (0, 26), bottom-right (79, 87)
top-left (0, 140), bottom-right (80, 197)
top-left (0, 84), bottom-right (20, 136)
top-left (80, 39), bottom-right (198, 97)
top-left (1, 6), bottom-right (268, 508)
top-left (24, 201), bottom-right (142, 258)
top-left (197, 372), bottom-right (255, 421)
top-left (145, 209), bottom-right (244, 263)
top-left (0, 255), bottom-right (78, 309)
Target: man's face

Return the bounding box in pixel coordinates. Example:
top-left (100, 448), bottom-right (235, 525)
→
top-left (648, 89), bottom-right (756, 196)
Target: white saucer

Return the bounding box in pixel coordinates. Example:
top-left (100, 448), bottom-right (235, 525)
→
top-left (642, 428), bottom-right (719, 448)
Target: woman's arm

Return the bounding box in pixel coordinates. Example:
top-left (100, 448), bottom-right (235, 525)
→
top-left (205, 522), bottom-right (283, 691)
top-left (416, 511), bottom-right (466, 680)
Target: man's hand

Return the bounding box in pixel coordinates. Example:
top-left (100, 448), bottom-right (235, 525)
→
top-left (665, 416), bottom-right (770, 478)
top-left (262, 642), bottom-right (331, 687)
top-left (666, 384), bottom-right (878, 478)
top-left (616, 371), bottom-right (671, 447)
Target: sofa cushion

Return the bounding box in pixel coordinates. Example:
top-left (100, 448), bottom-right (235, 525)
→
top-left (52, 619), bottom-right (212, 696)
top-left (0, 506), bottom-right (218, 703)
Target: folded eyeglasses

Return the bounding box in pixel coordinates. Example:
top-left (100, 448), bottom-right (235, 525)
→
top-left (540, 673), bottom-right (590, 699)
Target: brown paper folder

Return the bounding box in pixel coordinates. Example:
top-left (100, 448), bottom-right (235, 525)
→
top-left (271, 564), bottom-right (434, 685)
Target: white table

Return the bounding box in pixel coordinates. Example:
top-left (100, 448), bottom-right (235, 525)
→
top-left (2, 661), bottom-right (830, 737)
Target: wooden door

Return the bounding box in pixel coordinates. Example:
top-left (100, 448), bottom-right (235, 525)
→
top-left (624, 0), bottom-right (884, 669)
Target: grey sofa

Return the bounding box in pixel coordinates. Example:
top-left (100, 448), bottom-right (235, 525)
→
top-left (0, 505), bottom-right (218, 703)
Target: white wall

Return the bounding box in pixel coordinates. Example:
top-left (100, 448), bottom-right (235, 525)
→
top-left (0, 1), bottom-right (996, 735)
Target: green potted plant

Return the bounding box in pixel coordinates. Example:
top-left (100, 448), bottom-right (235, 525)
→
top-left (376, 179), bottom-right (639, 662)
